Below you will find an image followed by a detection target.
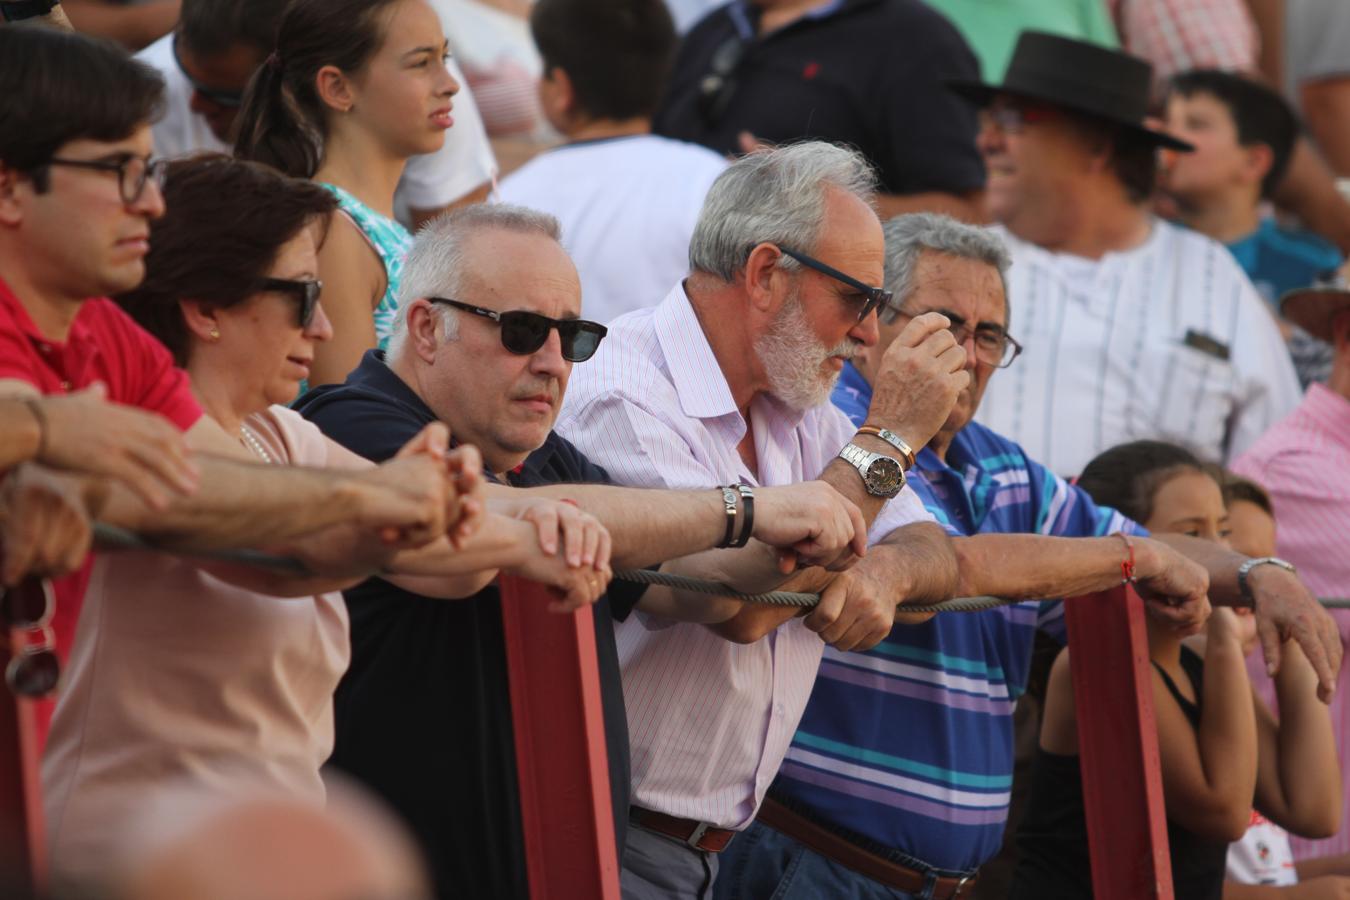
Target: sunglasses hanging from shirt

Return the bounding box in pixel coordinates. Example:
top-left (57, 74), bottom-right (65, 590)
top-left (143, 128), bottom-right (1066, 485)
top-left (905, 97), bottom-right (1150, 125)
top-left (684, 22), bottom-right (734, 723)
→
top-left (428, 297), bottom-right (608, 362)
top-left (0, 577), bottom-right (60, 698)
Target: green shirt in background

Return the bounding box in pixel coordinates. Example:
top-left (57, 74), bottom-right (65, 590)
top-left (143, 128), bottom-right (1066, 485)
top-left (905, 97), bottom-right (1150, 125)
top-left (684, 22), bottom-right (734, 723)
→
top-left (921, 0), bottom-right (1119, 80)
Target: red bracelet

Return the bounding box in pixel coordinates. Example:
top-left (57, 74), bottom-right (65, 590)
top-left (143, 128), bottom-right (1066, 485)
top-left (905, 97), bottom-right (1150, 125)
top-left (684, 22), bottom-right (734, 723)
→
top-left (1112, 532), bottom-right (1137, 584)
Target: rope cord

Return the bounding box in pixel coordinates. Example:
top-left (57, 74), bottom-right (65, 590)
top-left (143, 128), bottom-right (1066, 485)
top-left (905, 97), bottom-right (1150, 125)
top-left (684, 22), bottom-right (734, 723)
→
top-left (88, 523), bottom-right (1349, 613)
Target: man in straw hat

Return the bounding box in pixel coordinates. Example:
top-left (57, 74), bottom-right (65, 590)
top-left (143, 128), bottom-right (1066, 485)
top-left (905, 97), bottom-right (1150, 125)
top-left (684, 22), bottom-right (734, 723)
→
top-left (948, 30), bottom-right (1300, 478)
top-left (1232, 263), bottom-right (1350, 869)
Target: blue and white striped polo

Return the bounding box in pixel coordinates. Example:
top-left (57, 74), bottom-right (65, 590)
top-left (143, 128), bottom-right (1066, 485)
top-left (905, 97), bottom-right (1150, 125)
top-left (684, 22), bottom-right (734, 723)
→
top-left (768, 363), bottom-right (1144, 872)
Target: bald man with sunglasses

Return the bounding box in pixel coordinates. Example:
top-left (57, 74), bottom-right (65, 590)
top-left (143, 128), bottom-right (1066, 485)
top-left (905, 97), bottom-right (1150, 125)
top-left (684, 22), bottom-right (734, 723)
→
top-left (295, 202), bottom-right (876, 900)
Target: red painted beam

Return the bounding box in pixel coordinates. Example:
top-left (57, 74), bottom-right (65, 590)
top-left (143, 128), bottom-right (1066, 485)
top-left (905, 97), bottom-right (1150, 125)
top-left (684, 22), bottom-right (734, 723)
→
top-left (0, 630), bottom-right (46, 895)
top-left (498, 575), bottom-right (621, 900)
top-left (1065, 585), bottom-right (1173, 899)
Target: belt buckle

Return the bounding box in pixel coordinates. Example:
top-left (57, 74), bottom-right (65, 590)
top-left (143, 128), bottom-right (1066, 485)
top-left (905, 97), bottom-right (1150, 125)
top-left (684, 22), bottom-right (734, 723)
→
top-left (950, 873), bottom-right (976, 898)
top-left (685, 821), bottom-right (710, 850)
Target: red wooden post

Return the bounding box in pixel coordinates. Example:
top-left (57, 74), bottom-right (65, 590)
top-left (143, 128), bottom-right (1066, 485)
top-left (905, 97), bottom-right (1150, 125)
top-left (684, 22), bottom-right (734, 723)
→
top-left (498, 575), bottom-right (621, 900)
top-left (1065, 585), bottom-right (1173, 899)
top-left (0, 630), bottom-right (46, 895)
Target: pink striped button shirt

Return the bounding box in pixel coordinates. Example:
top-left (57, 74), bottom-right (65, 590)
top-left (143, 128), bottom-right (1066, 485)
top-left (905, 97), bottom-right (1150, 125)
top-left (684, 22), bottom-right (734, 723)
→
top-left (1232, 383), bottom-right (1350, 860)
top-left (556, 283), bottom-right (933, 830)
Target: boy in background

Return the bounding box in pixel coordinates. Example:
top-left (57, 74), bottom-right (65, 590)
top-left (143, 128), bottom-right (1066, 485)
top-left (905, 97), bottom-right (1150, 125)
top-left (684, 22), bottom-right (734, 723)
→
top-left (1163, 69), bottom-right (1341, 386)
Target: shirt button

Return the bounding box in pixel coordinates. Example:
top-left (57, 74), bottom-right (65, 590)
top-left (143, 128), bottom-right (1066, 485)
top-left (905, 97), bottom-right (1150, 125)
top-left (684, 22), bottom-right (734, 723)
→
top-left (774, 703), bottom-right (786, 716)
top-left (59, 381), bottom-right (71, 391)
top-left (38, 344), bottom-right (50, 353)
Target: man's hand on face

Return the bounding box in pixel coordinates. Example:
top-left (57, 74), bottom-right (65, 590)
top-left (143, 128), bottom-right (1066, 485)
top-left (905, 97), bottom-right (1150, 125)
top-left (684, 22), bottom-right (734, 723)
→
top-left (0, 463), bottom-right (107, 585)
top-left (752, 481), bottom-right (867, 573)
top-left (862, 311), bottom-right (969, 451)
top-left (24, 383), bottom-right (199, 511)
top-left (1134, 537), bottom-right (1212, 637)
top-left (1246, 564), bottom-right (1343, 703)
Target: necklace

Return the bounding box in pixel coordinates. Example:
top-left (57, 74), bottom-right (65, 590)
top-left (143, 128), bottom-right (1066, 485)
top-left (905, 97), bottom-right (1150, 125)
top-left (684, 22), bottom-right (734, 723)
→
top-left (240, 424), bottom-right (275, 464)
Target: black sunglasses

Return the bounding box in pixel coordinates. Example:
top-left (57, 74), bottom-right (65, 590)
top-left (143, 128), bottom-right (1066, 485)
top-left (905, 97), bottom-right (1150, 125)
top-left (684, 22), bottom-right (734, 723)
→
top-left (776, 246), bottom-right (894, 323)
top-left (1, 578), bottom-right (59, 698)
top-left (257, 277), bottom-right (323, 329)
top-left (173, 35), bottom-right (246, 109)
top-left (697, 34), bottom-right (749, 126)
top-left (428, 298), bottom-right (607, 362)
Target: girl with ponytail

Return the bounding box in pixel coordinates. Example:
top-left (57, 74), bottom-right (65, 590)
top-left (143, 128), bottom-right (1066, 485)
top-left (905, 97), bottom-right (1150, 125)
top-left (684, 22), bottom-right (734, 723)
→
top-left (235, 0), bottom-right (457, 387)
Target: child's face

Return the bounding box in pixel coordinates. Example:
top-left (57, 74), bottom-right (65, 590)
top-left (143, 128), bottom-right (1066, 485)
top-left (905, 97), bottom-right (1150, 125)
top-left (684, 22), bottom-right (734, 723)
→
top-left (1144, 469), bottom-right (1231, 545)
top-left (1160, 92), bottom-right (1253, 203)
top-left (1225, 498), bottom-right (1277, 559)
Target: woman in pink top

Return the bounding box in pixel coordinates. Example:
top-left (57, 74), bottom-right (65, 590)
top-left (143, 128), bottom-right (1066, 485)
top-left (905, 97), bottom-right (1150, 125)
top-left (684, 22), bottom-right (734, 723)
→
top-left (40, 155), bottom-right (612, 896)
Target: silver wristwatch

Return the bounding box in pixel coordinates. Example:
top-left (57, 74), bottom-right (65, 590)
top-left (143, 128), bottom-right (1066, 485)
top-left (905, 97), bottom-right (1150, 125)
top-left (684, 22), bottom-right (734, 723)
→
top-left (838, 442), bottom-right (905, 498)
top-left (1235, 556), bottom-right (1297, 610)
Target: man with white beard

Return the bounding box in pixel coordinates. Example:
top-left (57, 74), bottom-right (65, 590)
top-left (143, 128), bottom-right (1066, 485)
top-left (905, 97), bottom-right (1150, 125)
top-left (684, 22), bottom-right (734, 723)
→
top-left (557, 142), bottom-right (1129, 899)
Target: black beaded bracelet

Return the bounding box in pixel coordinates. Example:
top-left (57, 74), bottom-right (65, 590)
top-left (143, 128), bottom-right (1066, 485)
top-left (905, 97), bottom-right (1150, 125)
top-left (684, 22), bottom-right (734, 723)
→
top-left (731, 484), bottom-right (754, 548)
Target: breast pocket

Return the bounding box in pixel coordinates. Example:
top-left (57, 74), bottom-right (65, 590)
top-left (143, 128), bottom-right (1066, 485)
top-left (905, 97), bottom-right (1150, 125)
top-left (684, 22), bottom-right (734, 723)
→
top-left (1149, 343), bottom-right (1237, 460)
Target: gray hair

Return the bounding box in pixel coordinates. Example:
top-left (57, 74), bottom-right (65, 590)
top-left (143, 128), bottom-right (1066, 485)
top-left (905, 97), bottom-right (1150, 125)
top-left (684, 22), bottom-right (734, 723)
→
top-left (388, 203), bottom-right (563, 358)
top-left (688, 141), bottom-right (878, 281)
top-left (882, 213), bottom-right (1012, 323)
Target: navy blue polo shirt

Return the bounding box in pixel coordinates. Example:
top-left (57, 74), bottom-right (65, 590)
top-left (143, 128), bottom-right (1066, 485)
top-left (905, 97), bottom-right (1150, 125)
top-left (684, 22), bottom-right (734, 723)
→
top-left (295, 350), bottom-right (641, 900)
top-left (653, 0), bottom-right (986, 195)
top-left (768, 364), bottom-right (1144, 872)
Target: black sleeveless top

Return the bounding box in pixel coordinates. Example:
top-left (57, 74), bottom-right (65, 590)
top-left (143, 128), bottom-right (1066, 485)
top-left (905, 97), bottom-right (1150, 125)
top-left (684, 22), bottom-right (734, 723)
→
top-left (1008, 646), bottom-right (1229, 900)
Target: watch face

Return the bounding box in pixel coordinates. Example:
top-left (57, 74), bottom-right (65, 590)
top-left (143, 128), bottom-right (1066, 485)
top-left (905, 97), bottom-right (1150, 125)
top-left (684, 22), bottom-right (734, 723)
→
top-left (865, 456), bottom-right (904, 495)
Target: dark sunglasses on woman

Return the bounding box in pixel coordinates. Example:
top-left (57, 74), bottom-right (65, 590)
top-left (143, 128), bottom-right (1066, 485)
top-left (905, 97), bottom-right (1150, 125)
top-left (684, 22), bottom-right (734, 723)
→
top-left (429, 297), bottom-right (607, 363)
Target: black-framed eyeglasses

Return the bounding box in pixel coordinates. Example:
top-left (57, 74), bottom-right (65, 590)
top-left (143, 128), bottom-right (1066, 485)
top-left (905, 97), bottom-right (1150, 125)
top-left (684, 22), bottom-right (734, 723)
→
top-left (777, 246), bottom-right (894, 323)
top-left (257, 277), bottom-right (323, 329)
top-left (172, 34), bottom-right (246, 109)
top-left (1, 578), bottom-right (59, 698)
top-left (427, 298), bottom-right (607, 362)
top-left (894, 305), bottom-right (1023, 368)
top-left (43, 154), bottom-right (168, 205)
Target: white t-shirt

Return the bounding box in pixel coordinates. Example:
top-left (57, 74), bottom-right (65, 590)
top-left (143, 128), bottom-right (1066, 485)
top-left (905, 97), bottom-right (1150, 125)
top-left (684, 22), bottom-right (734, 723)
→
top-left (975, 219), bottom-right (1301, 476)
top-left (136, 34), bottom-right (498, 221)
top-left (498, 134), bottom-right (727, 323)
top-left (1228, 811), bottom-right (1299, 886)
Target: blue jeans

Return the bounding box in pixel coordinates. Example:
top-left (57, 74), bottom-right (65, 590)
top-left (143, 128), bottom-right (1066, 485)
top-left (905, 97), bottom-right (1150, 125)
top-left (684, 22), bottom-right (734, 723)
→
top-left (713, 820), bottom-right (920, 900)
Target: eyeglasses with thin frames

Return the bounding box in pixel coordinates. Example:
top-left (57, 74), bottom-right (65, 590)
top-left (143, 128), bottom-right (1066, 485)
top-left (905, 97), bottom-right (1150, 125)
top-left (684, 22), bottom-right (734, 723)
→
top-left (257, 277), bottom-right (323, 330)
top-left (776, 246), bottom-right (894, 323)
top-left (427, 298), bottom-right (608, 363)
top-left (893, 305), bottom-right (1024, 368)
top-left (42, 154), bottom-right (168, 205)
top-left (0, 578), bottom-right (59, 698)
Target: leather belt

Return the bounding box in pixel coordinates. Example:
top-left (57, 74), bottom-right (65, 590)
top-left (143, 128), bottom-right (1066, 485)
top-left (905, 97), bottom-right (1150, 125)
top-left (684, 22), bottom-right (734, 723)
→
top-left (630, 807), bottom-right (737, 853)
top-left (756, 797), bottom-right (978, 899)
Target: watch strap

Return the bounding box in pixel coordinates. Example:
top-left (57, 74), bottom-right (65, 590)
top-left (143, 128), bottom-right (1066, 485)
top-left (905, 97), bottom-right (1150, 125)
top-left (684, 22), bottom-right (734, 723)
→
top-left (1236, 556), bottom-right (1296, 610)
top-left (857, 425), bottom-right (916, 470)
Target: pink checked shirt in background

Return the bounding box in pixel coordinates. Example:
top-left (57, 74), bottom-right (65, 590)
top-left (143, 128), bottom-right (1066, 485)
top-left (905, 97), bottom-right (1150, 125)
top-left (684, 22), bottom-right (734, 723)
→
top-left (1232, 383), bottom-right (1350, 861)
top-left (555, 283), bottom-right (934, 830)
top-left (1109, 0), bottom-right (1258, 92)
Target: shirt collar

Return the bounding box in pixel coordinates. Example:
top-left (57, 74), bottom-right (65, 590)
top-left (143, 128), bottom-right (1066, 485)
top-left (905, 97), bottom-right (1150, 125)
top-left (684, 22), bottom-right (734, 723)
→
top-left (653, 282), bottom-right (741, 422)
top-left (348, 349), bottom-right (439, 424)
top-left (731, 0), bottom-right (860, 38)
top-left (0, 276), bottom-right (101, 361)
top-left (1302, 382), bottom-right (1350, 446)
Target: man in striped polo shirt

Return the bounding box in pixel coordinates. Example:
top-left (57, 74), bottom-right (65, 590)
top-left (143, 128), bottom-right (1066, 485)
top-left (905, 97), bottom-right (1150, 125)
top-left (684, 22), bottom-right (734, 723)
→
top-left (715, 213), bottom-right (1343, 900)
top-left (951, 31), bottom-right (1301, 478)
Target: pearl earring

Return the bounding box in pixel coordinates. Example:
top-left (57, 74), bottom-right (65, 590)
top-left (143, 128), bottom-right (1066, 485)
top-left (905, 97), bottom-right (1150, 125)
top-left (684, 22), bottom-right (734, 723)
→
top-left (209, 327), bottom-right (220, 340)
